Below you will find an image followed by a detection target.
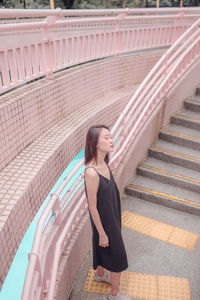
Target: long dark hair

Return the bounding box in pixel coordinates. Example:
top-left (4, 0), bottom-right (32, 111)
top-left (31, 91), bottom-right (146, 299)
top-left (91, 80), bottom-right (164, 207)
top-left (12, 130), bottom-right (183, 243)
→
top-left (85, 125), bottom-right (110, 165)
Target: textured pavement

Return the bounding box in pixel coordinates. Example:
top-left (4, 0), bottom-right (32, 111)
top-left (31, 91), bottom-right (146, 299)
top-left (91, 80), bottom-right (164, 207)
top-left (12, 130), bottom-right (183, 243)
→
top-left (69, 195), bottom-right (200, 300)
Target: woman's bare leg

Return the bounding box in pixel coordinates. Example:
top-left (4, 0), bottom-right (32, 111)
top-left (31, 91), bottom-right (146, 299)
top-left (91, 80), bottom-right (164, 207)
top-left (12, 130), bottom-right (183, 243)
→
top-left (97, 265), bottom-right (104, 276)
top-left (110, 272), bottom-right (120, 296)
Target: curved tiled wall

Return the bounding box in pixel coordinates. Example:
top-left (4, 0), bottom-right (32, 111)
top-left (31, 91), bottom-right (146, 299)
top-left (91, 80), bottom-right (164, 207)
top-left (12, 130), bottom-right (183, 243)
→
top-left (0, 50), bottom-right (165, 172)
top-left (0, 49), bottom-right (166, 288)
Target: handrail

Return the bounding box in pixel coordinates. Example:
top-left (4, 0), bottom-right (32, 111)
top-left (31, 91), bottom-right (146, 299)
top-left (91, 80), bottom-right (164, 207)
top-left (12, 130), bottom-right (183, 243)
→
top-left (0, 14), bottom-right (197, 36)
top-left (22, 158), bottom-right (85, 299)
top-left (110, 18), bottom-right (200, 167)
top-left (1, 8), bottom-right (200, 94)
top-left (110, 16), bottom-right (200, 139)
top-left (21, 15), bottom-right (200, 300)
top-left (1, 7), bottom-right (200, 18)
top-left (0, 13), bottom-right (196, 32)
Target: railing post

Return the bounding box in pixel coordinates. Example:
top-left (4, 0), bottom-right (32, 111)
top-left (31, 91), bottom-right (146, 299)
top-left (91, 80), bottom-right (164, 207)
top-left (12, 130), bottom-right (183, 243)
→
top-left (177, 11), bottom-right (186, 37)
top-left (42, 8), bottom-right (62, 79)
top-left (115, 13), bottom-right (127, 57)
top-left (21, 252), bottom-right (43, 300)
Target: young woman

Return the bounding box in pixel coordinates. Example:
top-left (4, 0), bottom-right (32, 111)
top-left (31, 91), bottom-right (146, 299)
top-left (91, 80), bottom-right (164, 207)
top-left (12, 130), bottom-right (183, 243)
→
top-left (84, 125), bottom-right (130, 300)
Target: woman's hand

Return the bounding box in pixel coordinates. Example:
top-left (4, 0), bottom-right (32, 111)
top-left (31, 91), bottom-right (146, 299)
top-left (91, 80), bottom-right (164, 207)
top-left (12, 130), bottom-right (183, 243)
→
top-left (99, 233), bottom-right (109, 247)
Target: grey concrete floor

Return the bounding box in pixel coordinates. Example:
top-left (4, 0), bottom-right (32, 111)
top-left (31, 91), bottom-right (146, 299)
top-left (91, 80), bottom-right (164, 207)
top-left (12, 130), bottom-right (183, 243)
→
top-left (69, 195), bottom-right (200, 300)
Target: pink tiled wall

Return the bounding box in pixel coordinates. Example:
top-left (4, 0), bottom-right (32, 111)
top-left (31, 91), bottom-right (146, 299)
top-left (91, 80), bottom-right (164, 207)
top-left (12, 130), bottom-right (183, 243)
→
top-left (0, 50), bottom-right (165, 172)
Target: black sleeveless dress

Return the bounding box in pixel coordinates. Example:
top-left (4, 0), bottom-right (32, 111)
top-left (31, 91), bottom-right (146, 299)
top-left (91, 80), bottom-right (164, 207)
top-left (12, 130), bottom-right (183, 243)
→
top-left (84, 165), bottom-right (128, 272)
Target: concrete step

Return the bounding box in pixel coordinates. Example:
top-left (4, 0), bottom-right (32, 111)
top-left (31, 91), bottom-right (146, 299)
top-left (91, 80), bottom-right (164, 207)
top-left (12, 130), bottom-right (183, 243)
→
top-left (171, 109), bottom-right (200, 131)
top-left (159, 123), bottom-right (200, 151)
top-left (125, 175), bottom-right (200, 216)
top-left (184, 96), bottom-right (200, 112)
top-left (125, 88), bottom-right (200, 218)
top-left (148, 139), bottom-right (200, 172)
top-left (137, 157), bottom-right (200, 193)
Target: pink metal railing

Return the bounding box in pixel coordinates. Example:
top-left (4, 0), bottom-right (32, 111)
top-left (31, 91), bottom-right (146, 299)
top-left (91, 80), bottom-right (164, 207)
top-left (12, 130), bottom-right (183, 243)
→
top-left (110, 17), bottom-right (200, 168)
top-left (21, 13), bottom-right (200, 300)
top-left (1, 7), bottom-right (200, 19)
top-left (22, 158), bottom-right (86, 300)
top-left (0, 8), bottom-right (200, 94)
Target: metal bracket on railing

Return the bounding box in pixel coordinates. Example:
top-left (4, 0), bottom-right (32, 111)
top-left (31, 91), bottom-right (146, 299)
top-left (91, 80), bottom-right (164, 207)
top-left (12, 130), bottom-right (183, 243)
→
top-left (51, 193), bottom-right (62, 225)
top-left (80, 173), bottom-right (84, 181)
top-left (161, 96), bottom-right (167, 128)
top-left (50, 211), bottom-right (56, 225)
top-left (28, 252), bottom-right (43, 285)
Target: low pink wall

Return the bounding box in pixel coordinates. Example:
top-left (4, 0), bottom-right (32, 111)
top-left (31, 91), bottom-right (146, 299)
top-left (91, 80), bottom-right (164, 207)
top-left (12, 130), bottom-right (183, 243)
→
top-left (0, 49), bottom-right (164, 172)
top-left (54, 212), bottom-right (92, 300)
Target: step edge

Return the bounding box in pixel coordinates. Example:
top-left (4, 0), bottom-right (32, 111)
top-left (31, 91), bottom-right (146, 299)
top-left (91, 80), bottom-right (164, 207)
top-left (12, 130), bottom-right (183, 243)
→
top-left (137, 164), bottom-right (200, 184)
top-left (126, 184), bottom-right (200, 208)
top-left (171, 114), bottom-right (200, 124)
top-left (149, 146), bottom-right (200, 162)
top-left (185, 98), bottom-right (200, 105)
top-left (159, 129), bottom-right (200, 142)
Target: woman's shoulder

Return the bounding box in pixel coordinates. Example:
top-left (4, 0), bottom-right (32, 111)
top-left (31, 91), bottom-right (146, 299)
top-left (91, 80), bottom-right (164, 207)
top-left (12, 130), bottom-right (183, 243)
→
top-left (84, 165), bottom-right (99, 179)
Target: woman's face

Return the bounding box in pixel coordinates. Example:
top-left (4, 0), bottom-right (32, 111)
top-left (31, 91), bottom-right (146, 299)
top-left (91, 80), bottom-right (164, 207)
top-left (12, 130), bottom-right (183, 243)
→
top-left (97, 128), bottom-right (114, 153)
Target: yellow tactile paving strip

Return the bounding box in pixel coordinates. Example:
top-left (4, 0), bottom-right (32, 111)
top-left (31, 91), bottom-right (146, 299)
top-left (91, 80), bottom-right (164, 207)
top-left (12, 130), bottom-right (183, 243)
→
top-left (139, 164), bottom-right (200, 183)
top-left (162, 129), bottom-right (200, 141)
top-left (151, 146), bottom-right (200, 162)
top-left (83, 267), bottom-right (191, 300)
top-left (122, 210), bottom-right (199, 250)
top-left (175, 113), bottom-right (200, 123)
top-left (127, 184), bottom-right (200, 208)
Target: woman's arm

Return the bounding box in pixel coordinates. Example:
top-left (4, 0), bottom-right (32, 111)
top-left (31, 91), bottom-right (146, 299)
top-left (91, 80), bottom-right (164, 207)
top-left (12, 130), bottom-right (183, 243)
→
top-left (85, 168), bottom-right (109, 247)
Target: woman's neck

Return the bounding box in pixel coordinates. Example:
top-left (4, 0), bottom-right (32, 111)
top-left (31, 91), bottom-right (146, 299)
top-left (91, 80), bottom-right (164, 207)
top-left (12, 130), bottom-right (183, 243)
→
top-left (92, 151), bottom-right (107, 167)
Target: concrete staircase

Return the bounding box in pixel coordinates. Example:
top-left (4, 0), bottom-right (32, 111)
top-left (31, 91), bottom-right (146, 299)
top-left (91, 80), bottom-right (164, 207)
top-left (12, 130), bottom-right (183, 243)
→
top-left (125, 87), bottom-right (200, 216)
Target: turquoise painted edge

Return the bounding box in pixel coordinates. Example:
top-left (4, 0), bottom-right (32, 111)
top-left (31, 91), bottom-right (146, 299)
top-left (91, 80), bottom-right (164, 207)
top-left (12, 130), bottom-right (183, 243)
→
top-left (0, 149), bottom-right (85, 300)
